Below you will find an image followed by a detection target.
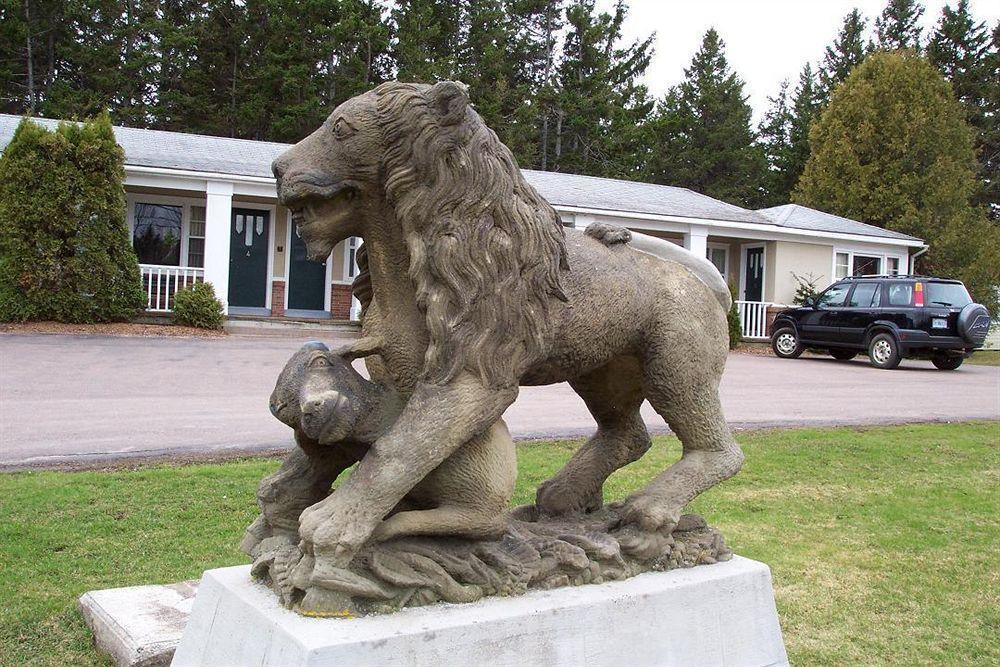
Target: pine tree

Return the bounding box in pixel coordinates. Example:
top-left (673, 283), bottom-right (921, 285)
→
top-left (786, 64), bottom-right (822, 192)
top-left (875, 0), bottom-right (925, 51)
top-left (758, 80), bottom-right (793, 206)
top-left (795, 51), bottom-right (998, 311)
top-left (391, 0), bottom-right (463, 83)
top-left (819, 8), bottom-right (870, 100)
top-left (927, 0), bottom-right (998, 216)
top-left (645, 28), bottom-right (766, 208)
top-left (511, 0), bottom-right (565, 170)
top-left (0, 115), bottom-right (144, 322)
top-left (547, 0), bottom-right (653, 178)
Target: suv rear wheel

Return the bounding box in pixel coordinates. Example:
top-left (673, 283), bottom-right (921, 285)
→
top-left (830, 349), bottom-right (857, 361)
top-left (771, 327), bottom-right (803, 359)
top-left (931, 354), bottom-right (963, 370)
top-left (868, 332), bottom-right (901, 369)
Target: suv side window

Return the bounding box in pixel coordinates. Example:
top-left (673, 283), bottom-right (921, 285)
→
top-left (887, 283), bottom-right (913, 307)
top-left (849, 282), bottom-right (880, 307)
top-left (818, 283), bottom-right (850, 307)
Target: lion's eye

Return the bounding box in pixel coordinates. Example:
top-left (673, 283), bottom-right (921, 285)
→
top-left (332, 118), bottom-right (356, 140)
top-left (309, 355), bottom-right (331, 368)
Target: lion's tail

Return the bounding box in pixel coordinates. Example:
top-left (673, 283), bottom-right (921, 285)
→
top-left (627, 231), bottom-right (733, 311)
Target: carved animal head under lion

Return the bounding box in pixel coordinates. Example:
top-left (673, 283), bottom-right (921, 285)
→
top-left (273, 81), bottom-right (569, 388)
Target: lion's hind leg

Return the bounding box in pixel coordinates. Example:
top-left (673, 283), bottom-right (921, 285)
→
top-left (536, 358), bottom-right (649, 517)
top-left (372, 506), bottom-right (509, 542)
top-left (613, 318), bottom-right (743, 538)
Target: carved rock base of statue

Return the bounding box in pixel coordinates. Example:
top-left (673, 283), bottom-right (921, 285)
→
top-left (172, 556), bottom-right (787, 667)
top-left (248, 509), bottom-right (731, 617)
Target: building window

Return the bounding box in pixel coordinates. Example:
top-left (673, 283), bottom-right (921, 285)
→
top-left (706, 246), bottom-right (728, 281)
top-left (852, 254), bottom-right (881, 276)
top-left (187, 205), bottom-right (206, 268)
top-left (886, 257), bottom-right (900, 275)
top-left (133, 203), bottom-right (181, 265)
top-left (835, 252), bottom-right (849, 280)
top-left (345, 237), bottom-right (361, 279)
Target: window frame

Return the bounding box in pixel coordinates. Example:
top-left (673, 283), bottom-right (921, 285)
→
top-left (343, 236), bottom-right (362, 281)
top-left (831, 247), bottom-right (908, 281)
top-left (126, 193), bottom-right (205, 268)
top-left (706, 242), bottom-right (729, 283)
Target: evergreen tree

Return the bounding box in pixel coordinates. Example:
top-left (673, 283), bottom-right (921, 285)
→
top-left (758, 80), bottom-right (793, 206)
top-left (0, 115), bottom-right (144, 322)
top-left (795, 51), bottom-right (998, 311)
top-left (759, 64), bottom-right (823, 206)
top-left (320, 0), bottom-right (393, 107)
top-left (511, 0), bottom-right (565, 170)
top-left (645, 28), bottom-right (766, 207)
top-left (786, 64), bottom-right (822, 191)
top-left (819, 8), bottom-right (870, 100)
top-left (547, 0), bottom-right (653, 178)
top-left (391, 0), bottom-right (463, 82)
top-left (927, 0), bottom-right (998, 215)
top-left (875, 0), bottom-right (925, 51)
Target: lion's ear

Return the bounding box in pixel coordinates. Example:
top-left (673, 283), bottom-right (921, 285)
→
top-left (428, 81), bottom-right (469, 126)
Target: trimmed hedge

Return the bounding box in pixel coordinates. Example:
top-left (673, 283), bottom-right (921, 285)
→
top-left (0, 114), bottom-right (144, 322)
top-left (173, 282), bottom-right (225, 330)
top-left (727, 281), bottom-right (743, 349)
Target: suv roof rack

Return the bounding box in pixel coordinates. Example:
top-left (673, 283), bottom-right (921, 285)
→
top-left (841, 274), bottom-right (930, 280)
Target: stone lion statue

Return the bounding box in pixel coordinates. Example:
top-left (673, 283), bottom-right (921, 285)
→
top-left (254, 80), bottom-right (742, 613)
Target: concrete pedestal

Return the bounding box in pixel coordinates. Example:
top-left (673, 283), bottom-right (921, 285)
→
top-left (171, 556), bottom-right (787, 667)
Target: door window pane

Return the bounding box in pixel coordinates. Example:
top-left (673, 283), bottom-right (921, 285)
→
top-left (887, 283), bottom-right (913, 306)
top-left (818, 283), bottom-right (850, 307)
top-left (133, 203), bottom-right (181, 265)
top-left (852, 254), bottom-right (881, 276)
top-left (835, 252), bottom-right (849, 280)
top-left (849, 283), bottom-right (879, 307)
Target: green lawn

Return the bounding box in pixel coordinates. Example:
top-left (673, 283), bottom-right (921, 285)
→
top-left (1, 422), bottom-right (998, 665)
top-left (967, 349), bottom-right (1000, 365)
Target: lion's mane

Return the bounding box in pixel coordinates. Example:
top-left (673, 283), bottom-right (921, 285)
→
top-left (373, 82), bottom-right (569, 388)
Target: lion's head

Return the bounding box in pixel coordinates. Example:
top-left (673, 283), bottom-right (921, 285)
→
top-left (274, 81), bottom-right (569, 388)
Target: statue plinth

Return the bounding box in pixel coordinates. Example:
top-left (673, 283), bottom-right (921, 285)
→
top-left (172, 556), bottom-right (787, 667)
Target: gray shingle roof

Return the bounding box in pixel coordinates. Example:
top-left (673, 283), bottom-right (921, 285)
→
top-left (522, 169), bottom-right (770, 224)
top-left (1, 114), bottom-right (921, 242)
top-left (0, 113), bottom-right (286, 179)
top-left (757, 204), bottom-right (921, 242)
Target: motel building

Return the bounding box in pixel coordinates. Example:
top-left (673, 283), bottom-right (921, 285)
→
top-left (0, 114), bottom-right (926, 338)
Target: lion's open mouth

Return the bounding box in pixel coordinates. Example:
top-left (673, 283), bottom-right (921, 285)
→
top-left (283, 183), bottom-right (359, 260)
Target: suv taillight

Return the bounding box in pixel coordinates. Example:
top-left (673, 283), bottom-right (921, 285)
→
top-left (914, 282), bottom-right (924, 307)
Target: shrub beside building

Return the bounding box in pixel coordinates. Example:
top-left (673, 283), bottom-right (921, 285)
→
top-left (0, 114), bottom-right (144, 322)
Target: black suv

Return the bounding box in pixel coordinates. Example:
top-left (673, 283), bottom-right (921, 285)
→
top-left (770, 276), bottom-right (991, 370)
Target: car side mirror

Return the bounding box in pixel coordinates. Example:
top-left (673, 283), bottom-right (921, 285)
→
top-left (804, 296), bottom-right (816, 308)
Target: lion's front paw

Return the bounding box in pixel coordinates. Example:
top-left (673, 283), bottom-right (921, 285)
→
top-left (609, 492), bottom-right (681, 534)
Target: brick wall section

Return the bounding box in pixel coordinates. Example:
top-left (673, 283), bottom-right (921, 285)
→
top-left (271, 280), bottom-right (286, 317)
top-left (330, 284), bottom-right (352, 319)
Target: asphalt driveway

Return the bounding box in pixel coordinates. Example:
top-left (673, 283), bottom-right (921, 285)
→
top-left (1, 333), bottom-right (997, 468)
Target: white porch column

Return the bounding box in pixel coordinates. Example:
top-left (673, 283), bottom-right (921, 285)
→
top-left (572, 213), bottom-right (595, 230)
top-left (204, 181), bottom-right (234, 314)
top-left (683, 224), bottom-right (708, 259)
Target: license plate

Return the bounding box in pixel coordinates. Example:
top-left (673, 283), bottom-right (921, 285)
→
top-left (932, 318), bottom-right (948, 329)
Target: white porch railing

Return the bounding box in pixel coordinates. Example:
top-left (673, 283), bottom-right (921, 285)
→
top-left (736, 300), bottom-right (771, 340)
top-left (139, 264), bottom-right (205, 312)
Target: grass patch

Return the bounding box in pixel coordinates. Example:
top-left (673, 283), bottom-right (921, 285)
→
top-left (1, 422), bottom-right (998, 665)
top-left (967, 349), bottom-right (1000, 365)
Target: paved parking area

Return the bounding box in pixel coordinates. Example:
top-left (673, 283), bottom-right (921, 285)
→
top-left (1, 333), bottom-right (997, 468)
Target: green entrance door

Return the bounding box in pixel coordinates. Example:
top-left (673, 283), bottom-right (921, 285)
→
top-left (287, 226), bottom-right (328, 313)
top-left (228, 208), bottom-right (270, 309)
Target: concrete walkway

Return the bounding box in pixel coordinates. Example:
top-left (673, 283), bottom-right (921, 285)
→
top-left (1, 333), bottom-right (997, 468)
